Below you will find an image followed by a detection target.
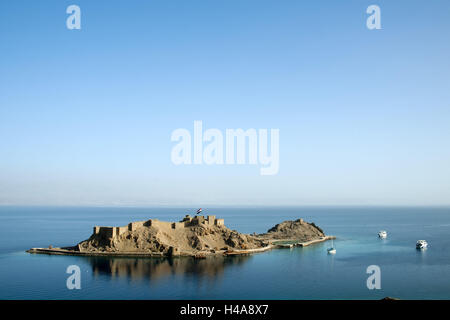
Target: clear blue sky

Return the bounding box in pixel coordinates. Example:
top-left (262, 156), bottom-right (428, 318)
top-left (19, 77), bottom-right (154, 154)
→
top-left (1, 0), bottom-right (449, 206)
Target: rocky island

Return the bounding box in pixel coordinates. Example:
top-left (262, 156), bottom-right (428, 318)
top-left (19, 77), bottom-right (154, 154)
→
top-left (27, 214), bottom-right (334, 258)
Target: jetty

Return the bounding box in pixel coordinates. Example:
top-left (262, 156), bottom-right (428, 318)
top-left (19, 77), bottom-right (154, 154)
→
top-left (223, 236), bottom-right (335, 255)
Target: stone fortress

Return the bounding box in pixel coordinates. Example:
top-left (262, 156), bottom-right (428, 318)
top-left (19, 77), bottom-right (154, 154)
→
top-left (93, 215), bottom-right (225, 240)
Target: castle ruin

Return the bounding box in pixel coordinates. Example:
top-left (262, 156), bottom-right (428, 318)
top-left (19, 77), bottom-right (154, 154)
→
top-left (93, 215), bottom-right (225, 240)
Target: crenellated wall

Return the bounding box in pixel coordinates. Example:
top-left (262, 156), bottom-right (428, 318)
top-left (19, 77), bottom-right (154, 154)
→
top-left (128, 221), bottom-right (145, 231)
top-left (93, 215), bottom-right (225, 239)
top-left (172, 222), bottom-right (184, 229)
top-left (115, 226), bottom-right (128, 237)
top-left (93, 226), bottom-right (115, 239)
top-left (208, 215), bottom-right (216, 225)
top-left (183, 215), bottom-right (225, 227)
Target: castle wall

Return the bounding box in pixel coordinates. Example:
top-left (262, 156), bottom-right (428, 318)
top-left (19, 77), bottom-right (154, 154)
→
top-left (97, 227), bottom-right (114, 239)
top-left (94, 225), bottom-right (129, 239)
top-left (128, 221), bottom-right (145, 231)
top-left (207, 215), bottom-right (216, 225)
top-left (183, 215), bottom-right (224, 227)
top-left (93, 215), bottom-right (225, 238)
top-left (115, 226), bottom-right (128, 237)
top-left (181, 215), bottom-right (192, 226)
top-left (171, 222), bottom-right (184, 229)
top-left (199, 216), bottom-right (205, 223)
top-left (146, 219), bottom-right (172, 229)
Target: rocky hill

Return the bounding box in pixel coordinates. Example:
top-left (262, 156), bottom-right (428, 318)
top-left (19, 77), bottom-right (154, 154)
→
top-left (257, 218), bottom-right (325, 241)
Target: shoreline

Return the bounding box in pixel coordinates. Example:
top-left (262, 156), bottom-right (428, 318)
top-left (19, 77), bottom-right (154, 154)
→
top-left (26, 236), bottom-right (335, 258)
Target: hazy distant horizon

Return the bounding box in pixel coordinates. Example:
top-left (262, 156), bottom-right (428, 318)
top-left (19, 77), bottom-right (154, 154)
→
top-left (1, 203), bottom-right (450, 208)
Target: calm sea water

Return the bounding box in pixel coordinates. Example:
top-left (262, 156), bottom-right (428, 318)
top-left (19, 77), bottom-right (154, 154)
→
top-left (0, 206), bottom-right (449, 300)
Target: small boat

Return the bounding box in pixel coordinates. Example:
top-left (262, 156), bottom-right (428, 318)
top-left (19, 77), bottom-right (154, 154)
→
top-left (378, 230), bottom-right (387, 239)
top-left (416, 240), bottom-right (428, 250)
top-left (327, 239), bottom-right (336, 254)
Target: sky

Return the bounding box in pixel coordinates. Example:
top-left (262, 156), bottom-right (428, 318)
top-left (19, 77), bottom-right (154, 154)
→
top-left (1, 0), bottom-right (450, 206)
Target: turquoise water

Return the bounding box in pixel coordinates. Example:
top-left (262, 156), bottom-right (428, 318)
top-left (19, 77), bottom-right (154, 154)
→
top-left (0, 206), bottom-right (449, 299)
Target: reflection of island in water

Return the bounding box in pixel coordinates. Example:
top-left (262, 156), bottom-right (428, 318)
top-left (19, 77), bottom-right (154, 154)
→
top-left (87, 255), bottom-right (251, 284)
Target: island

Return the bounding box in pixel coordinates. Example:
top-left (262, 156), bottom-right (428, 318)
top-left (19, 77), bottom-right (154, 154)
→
top-left (27, 214), bottom-right (335, 258)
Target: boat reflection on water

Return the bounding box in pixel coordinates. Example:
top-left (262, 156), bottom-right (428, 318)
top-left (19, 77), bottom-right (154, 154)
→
top-left (86, 255), bottom-right (252, 284)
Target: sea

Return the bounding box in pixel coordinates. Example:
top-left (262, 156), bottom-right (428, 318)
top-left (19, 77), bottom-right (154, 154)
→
top-left (0, 206), bottom-right (449, 300)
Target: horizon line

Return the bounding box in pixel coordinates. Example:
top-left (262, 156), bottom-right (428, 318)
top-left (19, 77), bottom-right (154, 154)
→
top-left (1, 204), bottom-right (450, 209)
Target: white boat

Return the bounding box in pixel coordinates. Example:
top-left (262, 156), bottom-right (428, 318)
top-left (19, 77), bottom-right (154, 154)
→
top-left (327, 239), bottom-right (336, 254)
top-left (416, 240), bottom-right (428, 250)
top-left (378, 230), bottom-right (387, 239)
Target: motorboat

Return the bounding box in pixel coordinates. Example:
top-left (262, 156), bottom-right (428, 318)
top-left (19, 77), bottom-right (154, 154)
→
top-left (378, 230), bottom-right (387, 239)
top-left (416, 240), bottom-right (428, 250)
